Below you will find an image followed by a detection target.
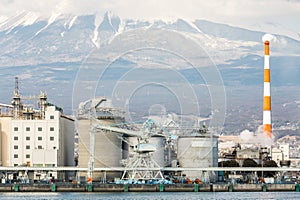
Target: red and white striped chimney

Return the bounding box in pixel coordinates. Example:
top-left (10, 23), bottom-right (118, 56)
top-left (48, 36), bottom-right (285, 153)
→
top-left (262, 35), bottom-right (272, 138)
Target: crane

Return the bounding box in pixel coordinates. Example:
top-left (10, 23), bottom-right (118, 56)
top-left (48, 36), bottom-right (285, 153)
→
top-left (91, 119), bottom-right (166, 181)
top-left (81, 98), bottom-right (171, 183)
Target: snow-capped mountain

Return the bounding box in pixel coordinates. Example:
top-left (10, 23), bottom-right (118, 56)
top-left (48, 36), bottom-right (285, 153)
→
top-left (1, 11), bottom-right (299, 68)
top-left (0, 12), bottom-right (300, 135)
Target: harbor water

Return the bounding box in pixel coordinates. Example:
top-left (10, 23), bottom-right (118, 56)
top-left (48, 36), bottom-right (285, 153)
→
top-left (0, 192), bottom-right (299, 200)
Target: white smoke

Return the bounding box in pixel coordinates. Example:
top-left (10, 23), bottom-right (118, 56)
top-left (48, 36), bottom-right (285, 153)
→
top-left (262, 33), bottom-right (276, 43)
top-left (239, 129), bottom-right (256, 143)
top-left (262, 33), bottom-right (287, 48)
top-left (239, 125), bottom-right (274, 146)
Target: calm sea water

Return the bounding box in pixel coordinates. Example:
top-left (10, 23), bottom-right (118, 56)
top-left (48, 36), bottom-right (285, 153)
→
top-left (0, 192), bottom-right (299, 200)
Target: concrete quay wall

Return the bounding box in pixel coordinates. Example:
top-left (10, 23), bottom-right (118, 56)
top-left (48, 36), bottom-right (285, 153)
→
top-left (266, 184), bottom-right (296, 192)
top-left (0, 183), bottom-right (299, 192)
top-left (231, 184), bottom-right (262, 192)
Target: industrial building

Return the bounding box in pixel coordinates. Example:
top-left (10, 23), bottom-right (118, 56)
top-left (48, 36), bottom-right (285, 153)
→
top-left (77, 97), bottom-right (218, 182)
top-left (77, 97), bottom-right (125, 182)
top-left (0, 78), bottom-right (75, 180)
top-left (236, 148), bottom-right (260, 166)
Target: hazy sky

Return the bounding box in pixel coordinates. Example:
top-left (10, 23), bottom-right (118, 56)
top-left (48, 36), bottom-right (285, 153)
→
top-left (1, 0), bottom-right (300, 35)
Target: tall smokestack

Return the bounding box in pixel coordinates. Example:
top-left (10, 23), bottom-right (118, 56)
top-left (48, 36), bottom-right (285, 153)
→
top-left (262, 34), bottom-right (273, 138)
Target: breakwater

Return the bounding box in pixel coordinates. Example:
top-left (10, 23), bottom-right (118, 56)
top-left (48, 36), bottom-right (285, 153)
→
top-left (0, 183), bottom-right (299, 192)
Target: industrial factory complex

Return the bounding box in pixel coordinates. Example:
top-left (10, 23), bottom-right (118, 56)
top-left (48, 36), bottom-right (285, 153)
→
top-left (0, 79), bottom-right (218, 184)
top-left (0, 35), bottom-right (300, 192)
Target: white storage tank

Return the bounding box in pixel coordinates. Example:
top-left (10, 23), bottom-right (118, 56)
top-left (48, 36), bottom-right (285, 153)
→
top-left (177, 134), bottom-right (218, 180)
top-left (77, 98), bottom-right (125, 182)
top-left (123, 136), bottom-right (165, 167)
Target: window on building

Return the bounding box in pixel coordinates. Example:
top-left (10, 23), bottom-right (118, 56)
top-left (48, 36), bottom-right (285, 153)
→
top-left (50, 127), bottom-right (54, 131)
top-left (38, 127), bottom-right (42, 131)
top-left (26, 127), bottom-right (30, 131)
top-left (14, 127), bottom-right (18, 131)
top-left (50, 115), bottom-right (54, 119)
top-left (50, 136), bottom-right (54, 141)
top-left (14, 164), bottom-right (18, 167)
top-left (38, 145), bottom-right (42, 149)
top-left (14, 154), bottom-right (18, 158)
top-left (14, 136), bottom-right (18, 141)
top-left (38, 136), bottom-right (42, 141)
top-left (33, 164), bottom-right (43, 167)
top-left (26, 154), bottom-right (30, 159)
top-left (14, 145), bottom-right (18, 150)
top-left (26, 136), bottom-right (30, 141)
top-left (26, 145), bottom-right (30, 150)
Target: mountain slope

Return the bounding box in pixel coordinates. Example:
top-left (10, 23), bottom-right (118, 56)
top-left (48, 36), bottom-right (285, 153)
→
top-left (0, 12), bottom-right (299, 135)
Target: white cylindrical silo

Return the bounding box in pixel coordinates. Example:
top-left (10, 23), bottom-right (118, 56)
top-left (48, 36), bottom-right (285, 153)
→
top-left (124, 136), bottom-right (165, 167)
top-left (177, 135), bottom-right (218, 180)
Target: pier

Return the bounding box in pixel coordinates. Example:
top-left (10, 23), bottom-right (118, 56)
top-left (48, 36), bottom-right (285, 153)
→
top-left (0, 183), bottom-right (299, 192)
top-left (1, 166), bottom-right (299, 193)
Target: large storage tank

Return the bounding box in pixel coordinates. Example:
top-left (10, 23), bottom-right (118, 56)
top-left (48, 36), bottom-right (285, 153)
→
top-left (123, 136), bottom-right (165, 167)
top-left (177, 134), bottom-right (218, 180)
top-left (77, 98), bottom-right (125, 182)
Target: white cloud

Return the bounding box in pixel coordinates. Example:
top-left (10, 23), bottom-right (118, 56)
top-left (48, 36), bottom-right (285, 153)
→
top-left (1, 0), bottom-right (300, 33)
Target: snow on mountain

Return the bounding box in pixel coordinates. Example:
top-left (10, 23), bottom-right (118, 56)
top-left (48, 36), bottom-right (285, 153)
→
top-left (0, 11), bottom-right (299, 68)
top-left (0, 11), bottom-right (39, 32)
top-left (0, 12), bottom-right (299, 134)
top-left (0, 11), bottom-right (299, 76)
top-left (68, 16), bottom-right (77, 29)
top-left (35, 12), bottom-right (61, 36)
top-left (92, 14), bottom-right (102, 48)
top-left (246, 21), bottom-right (300, 43)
